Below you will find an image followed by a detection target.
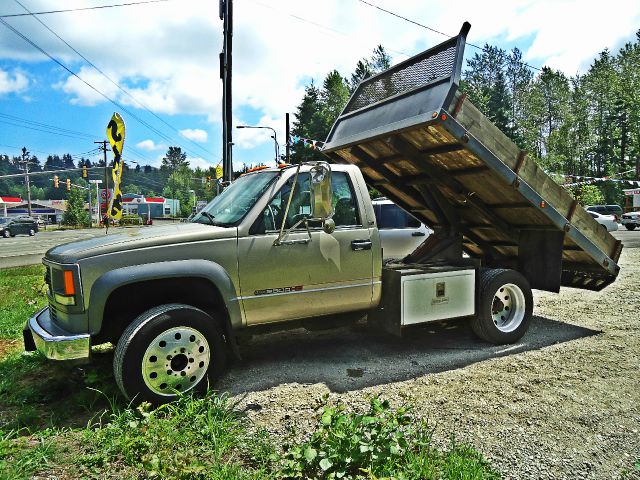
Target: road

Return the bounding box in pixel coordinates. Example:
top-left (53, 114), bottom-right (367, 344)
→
top-left (0, 226), bottom-right (158, 268)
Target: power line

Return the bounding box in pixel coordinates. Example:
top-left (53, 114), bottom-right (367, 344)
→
top-left (0, 113), bottom-right (155, 164)
top-left (247, 0), bottom-right (412, 59)
top-left (0, 112), bottom-right (99, 140)
top-left (12, 0), bottom-right (213, 159)
top-left (0, 0), bottom-right (176, 18)
top-left (0, 16), bottom-right (209, 163)
top-left (355, 0), bottom-right (542, 72)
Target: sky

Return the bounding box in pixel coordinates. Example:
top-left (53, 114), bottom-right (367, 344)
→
top-left (0, 0), bottom-right (639, 175)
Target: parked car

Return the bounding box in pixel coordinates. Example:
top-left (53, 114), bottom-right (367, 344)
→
top-left (621, 211), bottom-right (640, 230)
top-left (586, 205), bottom-right (623, 221)
top-left (372, 198), bottom-right (431, 259)
top-left (0, 216), bottom-right (38, 238)
top-left (588, 211), bottom-right (618, 232)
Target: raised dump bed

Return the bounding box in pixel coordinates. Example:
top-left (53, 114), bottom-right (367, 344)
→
top-left (323, 22), bottom-right (621, 292)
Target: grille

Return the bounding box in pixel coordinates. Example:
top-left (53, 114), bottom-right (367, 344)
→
top-left (44, 266), bottom-right (52, 292)
top-left (346, 43), bottom-right (457, 114)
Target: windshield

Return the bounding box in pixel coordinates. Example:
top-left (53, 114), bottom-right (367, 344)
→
top-left (0, 218), bottom-right (9, 224)
top-left (191, 171), bottom-right (278, 226)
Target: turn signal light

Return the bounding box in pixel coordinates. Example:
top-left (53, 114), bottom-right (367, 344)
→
top-left (63, 270), bottom-right (76, 296)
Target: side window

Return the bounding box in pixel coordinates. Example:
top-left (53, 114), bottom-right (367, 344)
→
top-left (257, 173), bottom-right (312, 232)
top-left (377, 203), bottom-right (420, 229)
top-left (331, 172), bottom-right (360, 227)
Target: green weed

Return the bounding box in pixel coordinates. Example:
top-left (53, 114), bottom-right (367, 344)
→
top-left (279, 397), bottom-right (499, 480)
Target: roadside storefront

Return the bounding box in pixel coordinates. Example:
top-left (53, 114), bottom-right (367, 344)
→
top-left (122, 194), bottom-right (180, 219)
top-left (6, 200), bottom-right (66, 224)
top-left (0, 196), bottom-right (22, 217)
top-left (623, 188), bottom-right (640, 212)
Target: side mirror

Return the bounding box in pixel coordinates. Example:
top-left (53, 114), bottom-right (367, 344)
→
top-left (323, 218), bottom-right (335, 234)
top-left (309, 162), bottom-right (333, 220)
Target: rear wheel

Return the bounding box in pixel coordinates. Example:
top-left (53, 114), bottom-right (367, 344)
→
top-left (114, 303), bottom-right (227, 405)
top-left (28, 229), bottom-right (35, 236)
top-left (625, 224), bottom-right (636, 231)
top-left (2, 230), bottom-right (8, 238)
top-left (470, 269), bottom-right (533, 344)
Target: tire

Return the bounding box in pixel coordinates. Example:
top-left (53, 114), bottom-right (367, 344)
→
top-left (1, 230), bottom-right (8, 238)
top-left (470, 268), bottom-right (533, 344)
top-left (113, 303), bottom-right (227, 405)
top-left (625, 224), bottom-right (636, 231)
top-left (601, 224), bottom-right (608, 231)
top-left (28, 229), bottom-right (35, 236)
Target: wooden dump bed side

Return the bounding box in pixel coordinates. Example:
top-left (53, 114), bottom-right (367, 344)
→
top-left (322, 22), bottom-right (621, 291)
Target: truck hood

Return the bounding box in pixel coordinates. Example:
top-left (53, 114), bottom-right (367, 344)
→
top-left (45, 223), bottom-right (237, 263)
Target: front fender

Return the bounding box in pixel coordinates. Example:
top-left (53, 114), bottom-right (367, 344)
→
top-left (87, 259), bottom-right (243, 335)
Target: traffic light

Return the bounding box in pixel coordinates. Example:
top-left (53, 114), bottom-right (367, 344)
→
top-left (53, 175), bottom-right (59, 188)
top-left (66, 179), bottom-right (71, 191)
top-left (82, 165), bottom-right (88, 178)
top-left (206, 176), bottom-right (212, 189)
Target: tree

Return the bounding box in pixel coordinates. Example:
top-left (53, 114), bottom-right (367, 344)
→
top-left (163, 166), bottom-right (193, 217)
top-left (161, 147), bottom-right (189, 172)
top-left (62, 186), bottom-right (89, 226)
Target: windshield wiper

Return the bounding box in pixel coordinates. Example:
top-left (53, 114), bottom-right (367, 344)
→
top-left (199, 211), bottom-right (217, 225)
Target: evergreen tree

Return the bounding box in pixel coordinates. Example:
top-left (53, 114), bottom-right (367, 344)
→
top-left (161, 147), bottom-right (189, 171)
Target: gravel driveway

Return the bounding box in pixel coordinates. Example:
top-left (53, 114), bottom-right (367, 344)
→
top-left (219, 244), bottom-right (640, 479)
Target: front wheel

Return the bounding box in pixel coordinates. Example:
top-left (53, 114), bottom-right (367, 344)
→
top-left (28, 229), bottom-right (35, 236)
top-left (113, 303), bottom-right (227, 405)
top-left (470, 269), bottom-right (533, 344)
top-left (625, 224), bottom-right (636, 231)
top-left (1, 230), bottom-right (9, 238)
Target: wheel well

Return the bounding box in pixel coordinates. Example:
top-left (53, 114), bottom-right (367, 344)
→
top-left (96, 277), bottom-right (228, 345)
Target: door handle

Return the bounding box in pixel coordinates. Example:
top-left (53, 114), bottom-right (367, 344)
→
top-left (351, 240), bottom-right (372, 251)
top-left (412, 231), bottom-right (426, 237)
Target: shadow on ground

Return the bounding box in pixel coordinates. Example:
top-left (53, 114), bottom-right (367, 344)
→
top-left (217, 315), bottom-right (599, 394)
top-left (0, 315), bottom-right (597, 430)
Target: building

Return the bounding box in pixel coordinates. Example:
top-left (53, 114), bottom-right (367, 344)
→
top-left (6, 200), bottom-right (67, 223)
top-left (623, 188), bottom-right (640, 212)
top-left (121, 194), bottom-right (180, 218)
top-left (0, 196), bottom-right (22, 217)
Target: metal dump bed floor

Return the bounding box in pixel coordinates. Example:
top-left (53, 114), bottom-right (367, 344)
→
top-left (323, 23), bottom-right (621, 291)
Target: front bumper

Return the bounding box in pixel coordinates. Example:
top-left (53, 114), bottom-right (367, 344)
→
top-left (23, 307), bottom-right (90, 360)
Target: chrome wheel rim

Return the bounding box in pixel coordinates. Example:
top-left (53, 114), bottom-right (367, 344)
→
top-left (142, 326), bottom-right (210, 396)
top-left (491, 283), bottom-right (526, 333)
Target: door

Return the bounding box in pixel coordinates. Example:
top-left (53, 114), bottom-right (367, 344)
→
top-left (374, 202), bottom-right (431, 259)
top-left (238, 172), bottom-right (374, 325)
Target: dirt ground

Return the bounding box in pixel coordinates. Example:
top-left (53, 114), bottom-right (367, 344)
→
top-left (220, 246), bottom-right (640, 479)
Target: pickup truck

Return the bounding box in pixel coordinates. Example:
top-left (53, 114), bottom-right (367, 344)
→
top-left (24, 22), bottom-right (622, 405)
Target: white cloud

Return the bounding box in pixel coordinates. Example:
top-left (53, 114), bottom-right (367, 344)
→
top-left (136, 139), bottom-right (164, 151)
top-left (2, 0), bottom-right (640, 158)
top-left (0, 68), bottom-right (28, 95)
top-left (180, 128), bottom-right (208, 143)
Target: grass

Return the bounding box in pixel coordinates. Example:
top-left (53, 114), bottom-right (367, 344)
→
top-left (0, 265), bottom-right (47, 341)
top-left (0, 266), bottom-right (502, 479)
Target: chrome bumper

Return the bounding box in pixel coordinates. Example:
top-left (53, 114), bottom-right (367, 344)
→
top-left (26, 307), bottom-right (90, 360)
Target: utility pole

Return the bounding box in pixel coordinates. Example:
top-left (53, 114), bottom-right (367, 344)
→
top-left (285, 113), bottom-right (290, 163)
top-left (220, 0), bottom-right (233, 183)
top-left (95, 140), bottom-right (110, 231)
top-left (89, 179), bottom-right (102, 225)
top-left (20, 147), bottom-right (33, 217)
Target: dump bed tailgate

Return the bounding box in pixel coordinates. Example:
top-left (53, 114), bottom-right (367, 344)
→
top-left (323, 23), bottom-right (621, 291)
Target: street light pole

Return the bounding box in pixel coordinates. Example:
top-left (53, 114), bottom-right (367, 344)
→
top-left (236, 125), bottom-right (280, 164)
